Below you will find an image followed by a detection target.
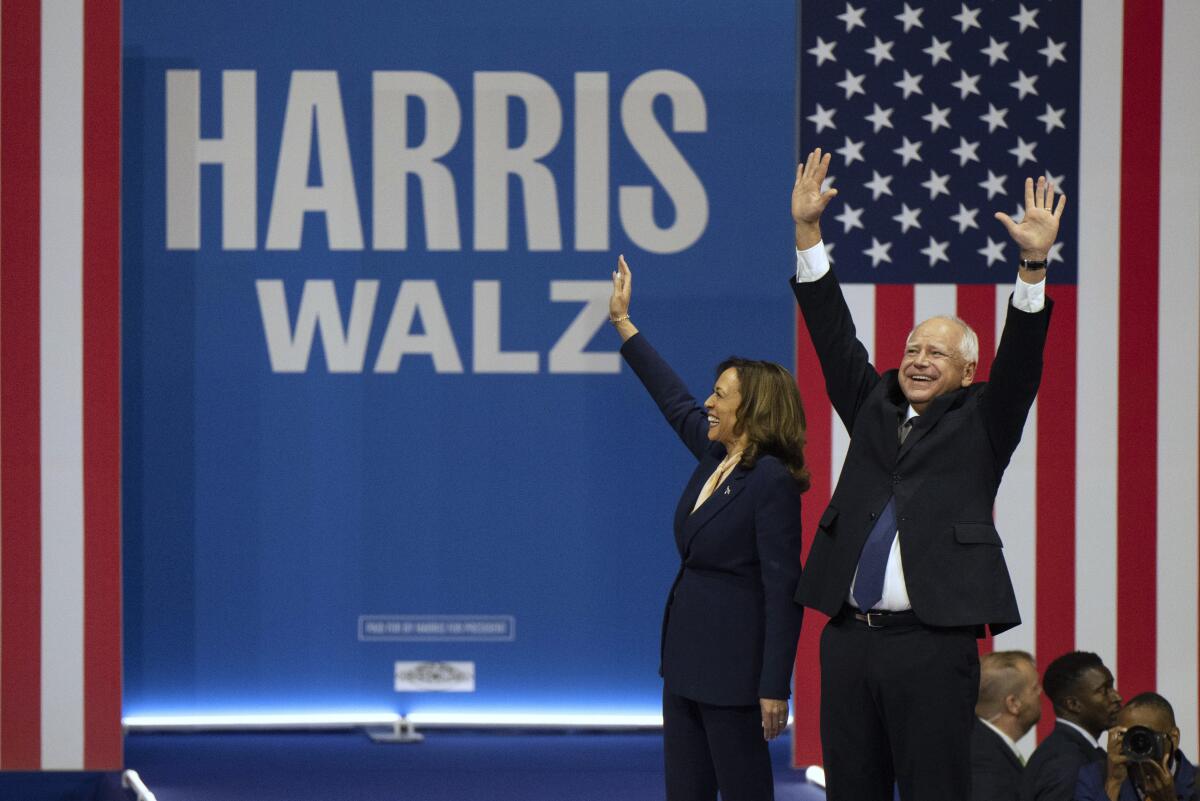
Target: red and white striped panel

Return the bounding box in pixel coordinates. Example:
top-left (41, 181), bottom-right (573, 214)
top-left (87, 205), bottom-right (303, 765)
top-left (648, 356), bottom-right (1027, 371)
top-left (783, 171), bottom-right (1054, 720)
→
top-left (793, 1), bottom-right (1200, 766)
top-left (1, 0), bottom-right (122, 771)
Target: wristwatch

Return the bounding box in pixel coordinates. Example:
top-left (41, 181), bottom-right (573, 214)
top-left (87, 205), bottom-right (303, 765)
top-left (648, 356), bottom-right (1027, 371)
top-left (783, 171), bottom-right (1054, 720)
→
top-left (1019, 258), bottom-right (1048, 271)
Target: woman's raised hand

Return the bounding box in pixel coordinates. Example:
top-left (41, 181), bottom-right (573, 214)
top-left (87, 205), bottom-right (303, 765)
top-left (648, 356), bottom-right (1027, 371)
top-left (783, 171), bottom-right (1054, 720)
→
top-left (609, 254), bottom-right (638, 342)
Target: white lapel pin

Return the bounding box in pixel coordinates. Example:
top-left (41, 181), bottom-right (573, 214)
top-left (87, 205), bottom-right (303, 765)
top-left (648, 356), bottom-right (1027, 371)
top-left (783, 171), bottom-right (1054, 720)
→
top-left (724, 486), bottom-right (731, 495)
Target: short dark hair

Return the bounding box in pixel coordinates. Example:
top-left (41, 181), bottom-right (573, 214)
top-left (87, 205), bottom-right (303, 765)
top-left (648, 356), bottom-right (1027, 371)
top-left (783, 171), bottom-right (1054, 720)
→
top-left (1043, 651), bottom-right (1105, 712)
top-left (1124, 692), bottom-right (1176, 726)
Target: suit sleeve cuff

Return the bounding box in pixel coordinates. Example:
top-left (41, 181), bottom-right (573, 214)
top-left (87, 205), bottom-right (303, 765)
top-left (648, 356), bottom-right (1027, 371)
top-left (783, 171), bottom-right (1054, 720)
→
top-left (795, 241), bottom-right (831, 283)
top-left (1011, 275), bottom-right (1046, 313)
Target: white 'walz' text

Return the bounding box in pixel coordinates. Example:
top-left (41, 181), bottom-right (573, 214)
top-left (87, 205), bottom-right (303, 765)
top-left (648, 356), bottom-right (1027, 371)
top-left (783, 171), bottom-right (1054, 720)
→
top-left (255, 279), bottom-right (616, 374)
top-left (166, 70), bottom-right (709, 254)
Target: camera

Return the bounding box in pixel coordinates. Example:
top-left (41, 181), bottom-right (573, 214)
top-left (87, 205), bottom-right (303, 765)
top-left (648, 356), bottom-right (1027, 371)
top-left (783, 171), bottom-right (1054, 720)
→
top-left (1122, 725), bottom-right (1172, 763)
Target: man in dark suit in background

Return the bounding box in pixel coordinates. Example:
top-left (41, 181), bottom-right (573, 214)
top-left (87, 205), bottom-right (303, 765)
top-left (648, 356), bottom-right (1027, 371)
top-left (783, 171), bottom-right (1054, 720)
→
top-left (1020, 651), bottom-right (1121, 801)
top-left (789, 149), bottom-right (1064, 801)
top-left (973, 651), bottom-right (1043, 801)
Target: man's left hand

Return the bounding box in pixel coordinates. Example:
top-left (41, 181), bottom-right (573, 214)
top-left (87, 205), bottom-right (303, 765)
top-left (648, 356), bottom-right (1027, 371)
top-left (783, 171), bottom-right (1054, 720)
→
top-left (994, 175), bottom-right (1066, 261)
top-left (760, 698), bottom-right (789, 741)
top-left (1131, 752), bottom-right (1175, 801)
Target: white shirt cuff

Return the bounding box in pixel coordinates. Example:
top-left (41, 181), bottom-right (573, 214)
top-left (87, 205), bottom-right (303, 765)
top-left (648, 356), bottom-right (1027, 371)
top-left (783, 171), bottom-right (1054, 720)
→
top-left (1011, 275), bottom-right (1046, 313)
top-left (795, 241), bottom-right (831, 282)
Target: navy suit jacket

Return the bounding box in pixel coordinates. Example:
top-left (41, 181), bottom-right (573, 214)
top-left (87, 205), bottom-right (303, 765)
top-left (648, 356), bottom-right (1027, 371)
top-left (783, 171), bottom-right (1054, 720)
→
top-left (1021, 722), bottom-right (1106, 801)
top-left (972, 718), bottom-right (1024, 801)
top-left (621, 333), bottom-right (804, 706)
top-left (1075, 750), bottom-right (1198, 801)
top-left (791, 271), bottom-right (1051, 633)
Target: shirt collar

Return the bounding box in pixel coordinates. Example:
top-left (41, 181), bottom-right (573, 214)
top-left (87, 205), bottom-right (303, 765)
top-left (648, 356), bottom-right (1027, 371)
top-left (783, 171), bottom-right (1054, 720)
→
top-left (1055, 717), bottom-right (1101, 749)
top-left (979, 717), bottom-right (1025, 762)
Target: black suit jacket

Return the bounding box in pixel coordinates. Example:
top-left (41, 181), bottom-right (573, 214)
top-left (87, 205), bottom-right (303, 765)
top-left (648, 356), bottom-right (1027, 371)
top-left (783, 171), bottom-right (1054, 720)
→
top-left (972, 718), bottom-right (1024, 801)
top-left (621, 333), bottom-right (804, 706)
top-left (791, 272), bottom-right (1051, 632)
top-left (1019, 722), bottom-right (1105, 801)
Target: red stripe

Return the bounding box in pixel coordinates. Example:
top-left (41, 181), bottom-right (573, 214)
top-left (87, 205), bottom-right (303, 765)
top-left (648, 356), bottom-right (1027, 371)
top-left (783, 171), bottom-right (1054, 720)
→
top-left (874, 285), bottom-right (914, 372)
top-left (956, 285), bottom-right (996, 383)
top-left (1035, 287), bottom-right (1078, 740)
top-left (82, 0), bottom-right (124, 770)
top-left (1116, 0), bottom-right (1162, 700)
top-left (792, 311), bottom-right (831, 767)
top-left (0, 0), bottom-right (43, 770)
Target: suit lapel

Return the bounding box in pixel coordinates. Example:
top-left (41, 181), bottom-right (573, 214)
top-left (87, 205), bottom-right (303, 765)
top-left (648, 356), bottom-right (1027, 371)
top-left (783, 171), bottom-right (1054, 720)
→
top-left (682, 468), bottom-right (747, 555)
top-left (896, 388), bottom-right (962, 462)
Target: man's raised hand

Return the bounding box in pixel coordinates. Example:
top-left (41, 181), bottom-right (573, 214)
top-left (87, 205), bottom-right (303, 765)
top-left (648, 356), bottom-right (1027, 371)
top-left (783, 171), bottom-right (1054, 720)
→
top-left (994, 175), bottom-right (1066, 261)
top-left (792, 148), bottom-right (838, 249)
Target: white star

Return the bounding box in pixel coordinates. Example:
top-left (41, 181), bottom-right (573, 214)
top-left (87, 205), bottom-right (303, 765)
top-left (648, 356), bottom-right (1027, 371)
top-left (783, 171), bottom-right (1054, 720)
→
top-left (923, 36), bottom-right (953, 66)
top-left (982, 37), bottom-right (1010, 66)
top-left (1037, 103), bottom-right (1066, 133)
top-left (809, 37), bottom-right (838, 67)
top-left (808, 103), bottom-right (837, 134)
top-left (1010, 203), bottom-right (1026, 224)
top-left (978, 170), bottom-right (1007, 199)
top-left (821, 175), bottom-right (836, 195)
top-left (1044, 172), bottom-right (1065, 193)
top-left (866, 36), bottom-right (895, 66)
top-left (893, 203), bottom-right (923, 234)
top-left (864, 237), bottom-right (893, 267)
top-left (1047, 242), bottom-right (1064, 264)
top-left (1011, 3), bottom-right (1040, 34)
top-left (895, 3), bottom-right (924, 32)
top-left (865, 103), bottom-right (894, 133)
top-left (978, 237), bottom-right (1006, 266)
top-left (836, 136), bottom-right (866, 166)
top-left (920, 236), bottom-right (951, 267)
top-left (835, 204), bottom-right (865, 233)
top-left (980, 103), bottom-right (1009, 133)
top-left (950, 203), bottom-right (979, 233)
top-left (894, 69), bottom-right (924, 99)
top-left (921, 169), bottom-right (951, 200)
top-left (951, 69), bottom-right (981, 99)
top-left (864, 170), bottom-right (894, 200)
top-left (837, 69), bottom-right (867, 100)
top-left (952, 3), bottom-right (982, 33)
top-left (1039, 37), bottom-right (1068, 66)
top-left (922, 102), bottom-right (951, 133)
top-left (825, 241), bottom-right (836, 263)
top-left (950, 136), bottom-right (980, 166)
top-left (894, 137), bottom-right (923, 166)
top-left (837, 2), bottom-right (867, 32)
top-left (1009, 136), bottom-right (1038, 167)
top-left (1010, 70), bottom-right (1039, 100)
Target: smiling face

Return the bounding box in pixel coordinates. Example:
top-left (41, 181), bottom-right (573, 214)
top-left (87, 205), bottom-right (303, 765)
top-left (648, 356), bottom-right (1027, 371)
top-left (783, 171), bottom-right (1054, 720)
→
top-left (704, 367), bottom-right (745, 449)
top-left (898, 317), bottom-right (977, 413)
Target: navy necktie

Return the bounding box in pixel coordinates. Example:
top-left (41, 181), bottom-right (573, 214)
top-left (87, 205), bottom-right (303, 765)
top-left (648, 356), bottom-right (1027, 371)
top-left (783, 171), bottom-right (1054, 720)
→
top-left (852, 419), bottom-right (912, 611)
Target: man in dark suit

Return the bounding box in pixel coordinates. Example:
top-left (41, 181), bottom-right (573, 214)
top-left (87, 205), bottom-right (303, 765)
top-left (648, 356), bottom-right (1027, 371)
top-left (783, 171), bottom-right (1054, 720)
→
top-left (1020, 651), bottom-right (1121, 801)
top-left (789, 148), bottom-right (1065, 801)
top-left (1076, 692), bottom-right (1198, 801)
top-left (973, 651), bottom-right (1042, 801)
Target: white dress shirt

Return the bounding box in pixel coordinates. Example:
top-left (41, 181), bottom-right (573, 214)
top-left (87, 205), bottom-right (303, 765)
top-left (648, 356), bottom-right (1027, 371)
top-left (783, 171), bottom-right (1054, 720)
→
top-left (795, 240), bottom-right (1046, 611)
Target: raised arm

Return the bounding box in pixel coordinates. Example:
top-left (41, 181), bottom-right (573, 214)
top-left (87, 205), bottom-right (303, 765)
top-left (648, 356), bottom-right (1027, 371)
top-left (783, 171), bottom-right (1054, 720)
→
top-left (789, 149), bottom-right (880, 429)
top-left (611, 256), bottom-right (712, 461)
top-left (982, 176), bottom-right (1063, 463)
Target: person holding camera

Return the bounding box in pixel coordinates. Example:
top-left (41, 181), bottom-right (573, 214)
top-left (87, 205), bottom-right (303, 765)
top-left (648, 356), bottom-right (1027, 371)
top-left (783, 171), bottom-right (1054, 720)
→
top-left (1074, 692), bottom-right (1197, 801)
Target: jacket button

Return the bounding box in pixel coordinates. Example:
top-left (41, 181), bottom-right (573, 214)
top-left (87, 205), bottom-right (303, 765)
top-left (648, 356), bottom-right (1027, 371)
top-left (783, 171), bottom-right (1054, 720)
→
top-left (869, 512), bottom-right (877, 519)
top-left (892, 473), bottom-right (901, 483)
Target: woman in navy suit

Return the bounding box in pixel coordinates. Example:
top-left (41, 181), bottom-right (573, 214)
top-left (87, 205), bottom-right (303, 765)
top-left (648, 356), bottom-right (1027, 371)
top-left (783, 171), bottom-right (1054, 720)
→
top-left (609, 255), bottom-right (808, 801)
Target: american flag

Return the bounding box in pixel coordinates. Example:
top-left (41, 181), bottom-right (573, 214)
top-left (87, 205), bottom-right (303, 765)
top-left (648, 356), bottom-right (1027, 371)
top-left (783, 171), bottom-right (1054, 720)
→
top-left (792, 0), bottom-right (1200, 766)
top-left (0, 0), bottom-right (123, 770)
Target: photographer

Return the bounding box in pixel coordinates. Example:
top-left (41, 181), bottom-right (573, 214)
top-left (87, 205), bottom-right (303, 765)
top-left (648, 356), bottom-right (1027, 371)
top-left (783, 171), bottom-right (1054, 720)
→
top-left (1075, 693), bottom-right (1198, 801)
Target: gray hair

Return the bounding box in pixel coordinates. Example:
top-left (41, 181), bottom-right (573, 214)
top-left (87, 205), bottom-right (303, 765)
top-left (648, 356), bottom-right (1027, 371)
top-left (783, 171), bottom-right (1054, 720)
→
top-left (909, 315), bottom-right (979, 364)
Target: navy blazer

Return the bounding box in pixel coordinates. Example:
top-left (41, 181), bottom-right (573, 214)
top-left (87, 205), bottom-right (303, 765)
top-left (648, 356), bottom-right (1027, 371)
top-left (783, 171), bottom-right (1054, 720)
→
top-left (1075, 750), bottom-right (1198, 801)
top-left (791, 271), bottom-right (1051, 633)
top-left (1020, 722), bottom-right (1106, 801)
top-left (971, 718), bottom-right (1024, 801)
top-left (621, 333), bottom-right (804, 706)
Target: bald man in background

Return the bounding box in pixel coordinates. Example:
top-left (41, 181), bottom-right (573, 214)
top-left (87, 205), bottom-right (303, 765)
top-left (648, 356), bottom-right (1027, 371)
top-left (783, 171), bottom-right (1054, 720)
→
top-left (972, 651), bottom-right (1042, 801)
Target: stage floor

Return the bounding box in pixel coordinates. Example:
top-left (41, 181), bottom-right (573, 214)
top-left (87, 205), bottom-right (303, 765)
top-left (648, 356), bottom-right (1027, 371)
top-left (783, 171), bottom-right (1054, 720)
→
top-left (124, 730), bottom-right (823, 801)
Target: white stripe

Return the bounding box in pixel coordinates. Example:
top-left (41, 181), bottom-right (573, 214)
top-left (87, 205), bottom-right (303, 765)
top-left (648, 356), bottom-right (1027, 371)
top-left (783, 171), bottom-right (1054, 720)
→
top-left (994, 284), bottom-right (1037, 664)
top-left (913, 284), bottom-right (956, 329)
top-left (1074, 0), bottom-right (1123, 675)
top-left (1156, 0), bottom-right (1200, 755)
top-left (830, 285), bottom-right (875, 485)
top-left (40, 0), bottom-right (85, 770)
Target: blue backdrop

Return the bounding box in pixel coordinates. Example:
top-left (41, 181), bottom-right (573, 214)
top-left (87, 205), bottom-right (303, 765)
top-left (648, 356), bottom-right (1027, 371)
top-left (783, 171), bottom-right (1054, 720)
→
top-left (122, 0), bottom-right (797, 718)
